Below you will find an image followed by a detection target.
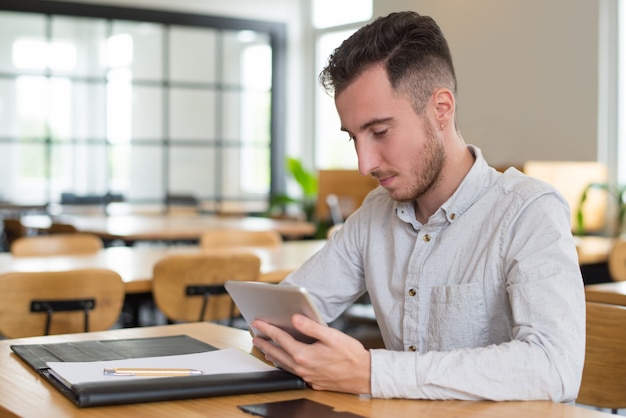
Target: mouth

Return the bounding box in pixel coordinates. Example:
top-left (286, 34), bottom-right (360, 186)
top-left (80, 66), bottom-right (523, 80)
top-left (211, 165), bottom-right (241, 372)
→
top-left (376, 175), bottom-right (395, 187)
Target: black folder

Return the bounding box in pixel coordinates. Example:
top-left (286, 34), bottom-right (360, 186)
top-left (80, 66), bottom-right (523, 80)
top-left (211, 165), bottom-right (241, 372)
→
top-left (10, 334), bottom-right (306, 408)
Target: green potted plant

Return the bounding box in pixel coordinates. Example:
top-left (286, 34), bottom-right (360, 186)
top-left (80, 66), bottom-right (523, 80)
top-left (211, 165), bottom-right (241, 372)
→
top-left (267, 157), bottom-right (318, 223)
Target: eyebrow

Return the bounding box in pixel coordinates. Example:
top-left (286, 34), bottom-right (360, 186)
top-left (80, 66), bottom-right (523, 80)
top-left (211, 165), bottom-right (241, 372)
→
top-left (341, 117), bottom-right (394, 134)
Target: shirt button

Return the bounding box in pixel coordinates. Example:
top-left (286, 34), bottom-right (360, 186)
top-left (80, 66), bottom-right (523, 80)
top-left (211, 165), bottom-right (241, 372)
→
top-left (408, 288), bottom-right (416, 296)
top-left (450, 213), bottom-right (456, 220)
top-left (423, 234), bottom-right (431, 242)
top-left (408, 345), bottom-right (417, 352)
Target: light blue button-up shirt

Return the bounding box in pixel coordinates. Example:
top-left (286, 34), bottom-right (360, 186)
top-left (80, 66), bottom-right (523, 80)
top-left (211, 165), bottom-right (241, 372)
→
top-left (283, 146), bottom-right (585, 402)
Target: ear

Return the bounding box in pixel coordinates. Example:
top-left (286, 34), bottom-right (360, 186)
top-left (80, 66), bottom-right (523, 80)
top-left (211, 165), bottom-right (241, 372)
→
top-left (433, 88), bottom-right (455, 129)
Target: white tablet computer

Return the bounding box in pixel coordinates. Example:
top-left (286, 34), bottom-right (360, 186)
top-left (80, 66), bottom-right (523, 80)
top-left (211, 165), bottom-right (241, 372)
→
top-left (224, 281), bottom-right (326, 344)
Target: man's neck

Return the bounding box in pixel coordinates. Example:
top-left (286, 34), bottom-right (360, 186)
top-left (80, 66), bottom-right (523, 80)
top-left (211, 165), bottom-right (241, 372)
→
top-left (414, 145), bottom-right (476, 224)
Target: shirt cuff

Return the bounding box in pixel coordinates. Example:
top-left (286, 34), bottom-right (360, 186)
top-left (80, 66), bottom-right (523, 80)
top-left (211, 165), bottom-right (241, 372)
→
top-left (370, 348), bottom-right (421, 398)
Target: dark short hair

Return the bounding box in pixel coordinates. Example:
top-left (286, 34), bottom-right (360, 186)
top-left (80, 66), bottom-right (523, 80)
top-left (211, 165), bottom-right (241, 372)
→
top-left (319, 11), bottom-right (457, 114)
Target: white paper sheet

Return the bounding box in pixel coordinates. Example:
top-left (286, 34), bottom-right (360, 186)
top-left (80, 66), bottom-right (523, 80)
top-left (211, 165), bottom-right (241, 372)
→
top-left (46, 348), bottom-right (277, 387)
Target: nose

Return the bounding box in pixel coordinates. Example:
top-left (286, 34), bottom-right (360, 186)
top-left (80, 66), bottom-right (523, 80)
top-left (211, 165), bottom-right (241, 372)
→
top-left (355, 139), bottom-right (380, 176)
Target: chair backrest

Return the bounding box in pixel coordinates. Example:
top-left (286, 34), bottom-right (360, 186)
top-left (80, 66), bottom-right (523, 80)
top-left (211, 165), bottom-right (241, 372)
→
top-left (47, 222), bottom-right (78, 234)
top-left (0, 269), bottom-right (125, 338)
top-left (577, 302), bottom-right (626, 411)
top-left (2, 218), bottom-right (26, 250)
top-left (608, 239), bottom-right (626, 281)
top-left (152, 252), bottom-right (261, 323)
top-left (199, 229), bottom-right (282, 251)
top-left (315, 169), bottom-right (378, 223)
top-left (10, 233), bottom-right (103, 257)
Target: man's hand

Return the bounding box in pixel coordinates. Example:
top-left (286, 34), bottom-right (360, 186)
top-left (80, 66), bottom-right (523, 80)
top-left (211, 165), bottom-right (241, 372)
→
top-left (252, 314), bottom-right (371, 395)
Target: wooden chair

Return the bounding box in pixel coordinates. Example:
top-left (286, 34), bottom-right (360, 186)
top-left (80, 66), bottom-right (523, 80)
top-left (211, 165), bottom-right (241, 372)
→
top-left (577, 302), bottom-right (626, 413)
top-left (152, 253), bottom-right (261, 324)
top-left (0, 269), bottom-right (125, 338)
top-left (46, 222), bottom-right (78, 234)
top-left (315, 169), bottom-right (378, 224)
top-left (2, 218), bottom-right (26, 251)
top-left (10, 233), bottom-right (103, 257)
top-left (199, 229), bottom-right (282, 251)
top-left (608, 240), bottom-right (626, 281)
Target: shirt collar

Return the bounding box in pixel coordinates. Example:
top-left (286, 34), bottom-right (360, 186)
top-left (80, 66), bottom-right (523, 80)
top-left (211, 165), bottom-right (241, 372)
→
top-left (439, 145), bottom-right (493, 223)
top-left (394, 145), bottom-right (495, 226)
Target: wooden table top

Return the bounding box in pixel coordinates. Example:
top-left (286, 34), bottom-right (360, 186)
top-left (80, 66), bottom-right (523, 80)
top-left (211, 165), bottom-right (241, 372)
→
top-left (19, 213), bottom-right (609, 264)
top-left (0, 322), bottom-right (612, 418)
top-left (0, 240), bottom-right (326, 294)
top-left (21, 213), bottom-right (316, 241)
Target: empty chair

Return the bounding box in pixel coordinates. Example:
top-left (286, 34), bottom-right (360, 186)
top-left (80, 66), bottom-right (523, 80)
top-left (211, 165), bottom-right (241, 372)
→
top-left (608, 239), bottom-right (626, 281)
top-left (315, 169), bottom-right (379, 224)
top-left (577, 302), bottom-right (626, 413)
top-left (2, 218), bottom-right (26, 251)
top-left (199, 229), bottom-right (282, 251)
top-left (0, 269), bottom-right (125, 338)
top-left (152, 252), bottom-right (261, 324)
top-left (10, 233), bottom-right (103, 257)
top-left (46, 222), bottom-right (78, 234)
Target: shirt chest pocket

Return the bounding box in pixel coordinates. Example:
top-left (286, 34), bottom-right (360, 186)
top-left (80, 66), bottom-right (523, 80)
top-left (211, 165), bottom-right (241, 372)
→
top-left (427, 282), bottom-right (489, 351)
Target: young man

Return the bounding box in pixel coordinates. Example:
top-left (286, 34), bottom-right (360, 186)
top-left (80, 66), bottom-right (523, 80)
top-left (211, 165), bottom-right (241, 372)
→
top-left (252, 11), bottom-right (585, 402)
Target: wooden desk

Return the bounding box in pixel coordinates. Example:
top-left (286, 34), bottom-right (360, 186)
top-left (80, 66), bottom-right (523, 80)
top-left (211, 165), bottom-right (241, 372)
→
top-left (0, 240), bottom-right (326, 294)
top-left (585, 281), bottom-right (626, 306)
top-left (21, 213), bottom-right (316, 242)
top-left (0, 322), bottom-right (612, 418)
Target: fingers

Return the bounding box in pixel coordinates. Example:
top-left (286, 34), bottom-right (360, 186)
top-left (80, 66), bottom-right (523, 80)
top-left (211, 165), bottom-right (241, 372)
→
top-left (251, 317), bottom-right (372, 394)
top-left (252, 316), bottom-right (334, 374)
top-left (251, 323), bottom-right (300, 374)
top-left (290, 314), bottom-right (330, 342)
top-left (252, 319), bottom-right (296, 347)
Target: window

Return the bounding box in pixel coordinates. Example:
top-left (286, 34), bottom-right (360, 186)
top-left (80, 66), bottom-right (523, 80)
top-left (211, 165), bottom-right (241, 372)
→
top-left (0, 1), bottom-right (286, 214)
top-left (618, 0), bottom-right (626, 185)
top-left (312, 0), bottom-right (372, 170)
top-left (312, 0), bottom-right (373, 30)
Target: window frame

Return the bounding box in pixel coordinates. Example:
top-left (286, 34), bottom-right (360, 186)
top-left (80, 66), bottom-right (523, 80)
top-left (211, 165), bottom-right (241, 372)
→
top-left (0, 0), bottom-right (287, 213)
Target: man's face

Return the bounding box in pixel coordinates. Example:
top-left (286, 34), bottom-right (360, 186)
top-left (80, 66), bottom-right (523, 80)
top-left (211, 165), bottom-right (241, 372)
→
top-left (335, 64), bottom-right (445, 202)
